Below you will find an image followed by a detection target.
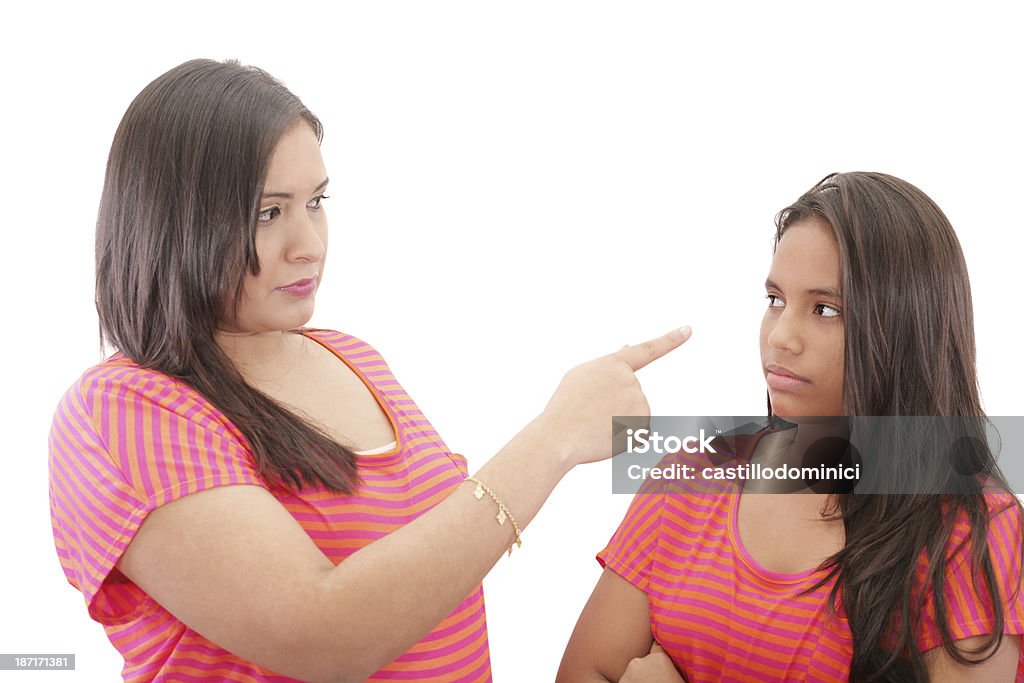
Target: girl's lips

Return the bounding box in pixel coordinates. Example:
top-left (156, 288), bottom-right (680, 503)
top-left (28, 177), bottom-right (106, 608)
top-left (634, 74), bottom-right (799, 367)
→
top-left (277, 277), bottom-right (317, 297)
top-left (765, 364), bottom-right (811, 391)
top-left (766, 371), bottom-right (811, 391)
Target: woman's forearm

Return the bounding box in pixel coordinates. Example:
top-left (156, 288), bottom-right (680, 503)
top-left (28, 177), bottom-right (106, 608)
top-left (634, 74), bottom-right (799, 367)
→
top-left (310, 416), bottom-right (573, 681)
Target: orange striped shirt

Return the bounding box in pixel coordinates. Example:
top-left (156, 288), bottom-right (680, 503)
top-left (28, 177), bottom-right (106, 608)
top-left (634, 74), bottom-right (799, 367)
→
top-left (599, 434), bottom-right (1024, 681)
top-left (49, 329), bottom-right (491, 682)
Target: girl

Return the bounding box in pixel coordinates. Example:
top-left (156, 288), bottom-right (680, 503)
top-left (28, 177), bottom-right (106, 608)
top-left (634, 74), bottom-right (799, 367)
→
top-left (47, 58), bottom-right (688, 682)
top-left (557, 172), bottom-right (1024, 682)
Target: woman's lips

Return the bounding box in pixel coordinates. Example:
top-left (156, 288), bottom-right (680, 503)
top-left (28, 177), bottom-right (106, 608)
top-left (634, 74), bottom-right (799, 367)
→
top-left (277, 277), bottom-right (317, 297)
top-left (765, 364), bottom-right (811, 391)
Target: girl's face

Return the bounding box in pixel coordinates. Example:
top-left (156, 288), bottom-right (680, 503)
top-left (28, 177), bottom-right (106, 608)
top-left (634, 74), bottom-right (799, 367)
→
top-left (222, 121), bottom-right (329, 335)
top-left (759, 220), bottom-right (845, 418)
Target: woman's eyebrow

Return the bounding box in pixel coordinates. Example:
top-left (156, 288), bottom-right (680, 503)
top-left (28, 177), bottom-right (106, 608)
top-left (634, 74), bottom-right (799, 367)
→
top-left (764, 278), bottom-right (841, 299)
top-left (261, 177), bottom-right (330, 199)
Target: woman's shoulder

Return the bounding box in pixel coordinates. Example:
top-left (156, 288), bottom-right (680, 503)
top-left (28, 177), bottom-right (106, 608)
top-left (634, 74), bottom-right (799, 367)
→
top-left (296, 328), bottom-right (396, 371)
top-left (297, 327), bottom-right (380, 354)
top-left (61, 354), bottom-right (188, 405)
top-left (63, 329), bottom-right (380, 402)
top-left (54, 354), bottom-right (221, 433)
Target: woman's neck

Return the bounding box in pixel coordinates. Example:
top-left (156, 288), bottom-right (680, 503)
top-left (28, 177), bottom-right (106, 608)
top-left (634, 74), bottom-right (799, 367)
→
top-left (214, 329), bottom-right (302, 382)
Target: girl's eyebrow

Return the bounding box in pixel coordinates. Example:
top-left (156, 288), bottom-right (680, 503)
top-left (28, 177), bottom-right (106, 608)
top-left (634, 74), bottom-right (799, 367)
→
top-left (261, 177), bottom-right (330, 199)
top-left (764, 278), bottom-right (841, 299)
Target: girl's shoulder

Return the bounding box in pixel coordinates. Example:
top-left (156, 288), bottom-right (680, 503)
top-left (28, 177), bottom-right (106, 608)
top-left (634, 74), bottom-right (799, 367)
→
top-left (978, 480), bottom-right (1022, 514)
top-left (913, 489), bottom-right (1024, 652)
top-left (947, 485), bottom-right (1022, 538)
top-left (930, 487), bottom-right (1023, 582)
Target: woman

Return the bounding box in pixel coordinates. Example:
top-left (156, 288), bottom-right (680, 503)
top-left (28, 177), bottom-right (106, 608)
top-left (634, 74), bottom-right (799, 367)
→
top-left (557, 172), bottom-right (1024, 682)
top-left (47, 58), bottom-right (688, 682)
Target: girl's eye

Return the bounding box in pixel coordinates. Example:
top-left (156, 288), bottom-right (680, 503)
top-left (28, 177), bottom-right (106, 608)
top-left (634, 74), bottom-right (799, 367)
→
top-left (308, 194), bottom-right (330, 210)
top-left (257, 205), bottom-right (281, 223)
top-left (766, 294), bottom-right (840, 318)
top-left (814, 303), bottom-right (842, 318)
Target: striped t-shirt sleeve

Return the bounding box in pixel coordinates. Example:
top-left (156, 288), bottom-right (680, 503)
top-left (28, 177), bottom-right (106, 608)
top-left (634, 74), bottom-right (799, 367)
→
top-left (917, 493), bottom-right (1024, 651)
top-left (48, 364), bottom-right (266, 624)
top-left (597, 492), bottom-right (665, 592)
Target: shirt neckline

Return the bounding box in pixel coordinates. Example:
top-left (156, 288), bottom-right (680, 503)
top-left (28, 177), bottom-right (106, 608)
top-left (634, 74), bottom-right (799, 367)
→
top-left (297, 329), bottom-right (405, 465)
top-left (356, 440), bottom-right (398, 456)
top-left (728, 428), bottom-right (832, 585)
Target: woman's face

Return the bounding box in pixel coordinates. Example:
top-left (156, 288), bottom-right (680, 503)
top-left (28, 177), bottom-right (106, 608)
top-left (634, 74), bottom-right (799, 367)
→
top-left (759, 219), bottom-right (845, 418)
top-left (223, 121), bottom-right (329, 335)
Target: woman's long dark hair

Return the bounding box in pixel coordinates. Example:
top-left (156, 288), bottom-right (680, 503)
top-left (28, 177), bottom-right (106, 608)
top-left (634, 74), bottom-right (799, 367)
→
top-left (772, 172), bottom-right (1023, 681)
top-left (96, 58), bottom-right (360, 493)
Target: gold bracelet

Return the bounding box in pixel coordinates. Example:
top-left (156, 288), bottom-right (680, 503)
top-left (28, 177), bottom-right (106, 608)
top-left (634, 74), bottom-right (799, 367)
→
top-left (466, 476), bottom-right (523, 556)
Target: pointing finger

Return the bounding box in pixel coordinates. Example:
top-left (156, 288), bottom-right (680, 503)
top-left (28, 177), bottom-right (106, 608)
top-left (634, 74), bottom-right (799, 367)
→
top-left (618, 326), bottom-right (692, 371)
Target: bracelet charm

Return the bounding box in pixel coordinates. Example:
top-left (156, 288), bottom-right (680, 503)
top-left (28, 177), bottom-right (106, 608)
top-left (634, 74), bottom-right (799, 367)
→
top-left (466, 476), bottom-right (523, 555)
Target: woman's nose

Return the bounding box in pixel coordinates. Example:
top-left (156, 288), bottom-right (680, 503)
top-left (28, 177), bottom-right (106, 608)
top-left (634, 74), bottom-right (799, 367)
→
top-left (286, 210), bottom-right (326, 263)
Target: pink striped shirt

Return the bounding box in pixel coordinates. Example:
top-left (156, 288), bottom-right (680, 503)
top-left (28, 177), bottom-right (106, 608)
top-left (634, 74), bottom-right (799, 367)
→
top-left (49, 329), bottom-right (491, 682)
top-left (599, 435), bottom-right (1024, 681)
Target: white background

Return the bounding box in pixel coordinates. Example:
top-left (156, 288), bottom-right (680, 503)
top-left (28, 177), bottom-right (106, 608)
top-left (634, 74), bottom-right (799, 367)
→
top-left (3, 1), bottom-right (1023, 681)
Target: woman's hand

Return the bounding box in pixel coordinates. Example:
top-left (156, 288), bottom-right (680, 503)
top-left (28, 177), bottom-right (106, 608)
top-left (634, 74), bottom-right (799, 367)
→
top-left (534, 326), bottom-right (691, 468)
top-left (620, 642), bottom-right (687, 683)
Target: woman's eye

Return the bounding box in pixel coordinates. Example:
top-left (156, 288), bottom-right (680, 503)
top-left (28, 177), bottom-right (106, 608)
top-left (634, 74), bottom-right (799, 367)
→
top-left (814, 303), bottom-right (842, 318)
top-left (308, 194), bottom-right (330, 210)
top-left (257, 206), bottom-right (281, 223)
top-left (766, 294), bottom-right (784, 308)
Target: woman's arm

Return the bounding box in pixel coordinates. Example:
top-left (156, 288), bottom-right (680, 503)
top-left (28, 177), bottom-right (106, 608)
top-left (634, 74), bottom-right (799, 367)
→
top-left (556, 568), bottom-right (658, 682)
top-left (116, 329), bottom-right (689, 683)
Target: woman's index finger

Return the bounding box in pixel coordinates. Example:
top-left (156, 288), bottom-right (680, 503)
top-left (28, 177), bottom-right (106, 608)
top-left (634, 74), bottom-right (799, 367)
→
top-left (617, 327), bottom-right (691, 371)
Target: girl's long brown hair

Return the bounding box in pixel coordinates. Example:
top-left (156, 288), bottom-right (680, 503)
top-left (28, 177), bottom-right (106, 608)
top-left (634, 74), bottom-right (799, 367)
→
top-left (95, 59), bottom-right (360, 493)
top-left (773, 172), bottom-right (1023, 681)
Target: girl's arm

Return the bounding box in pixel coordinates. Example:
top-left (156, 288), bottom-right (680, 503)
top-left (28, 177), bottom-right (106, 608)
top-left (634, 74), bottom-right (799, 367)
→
top-left (920, 495), bottom-right (1024, 681)
top-left (558, 577), bottom-right (1024, 683)
top-left (923, 635), bottom-right (1021, 681)
top-left (556, 568), bottom-right (662, 682)
top-left (116, 329), bottom-right (689, 683)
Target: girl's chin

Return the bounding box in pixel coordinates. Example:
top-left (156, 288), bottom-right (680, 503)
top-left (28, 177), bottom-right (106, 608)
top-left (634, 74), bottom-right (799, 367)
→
top-left (770, 397), bottom-right (827, 421)
top-left (773, 406), bottom-right (811, 418)
top-left (771, 405), bottom-right (846, 422)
